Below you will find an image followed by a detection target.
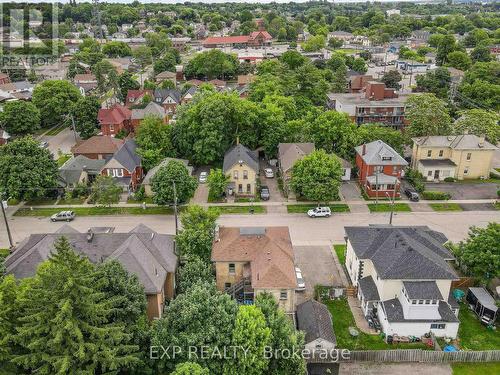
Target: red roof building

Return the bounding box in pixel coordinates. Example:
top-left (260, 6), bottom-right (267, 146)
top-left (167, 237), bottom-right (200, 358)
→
top-left (202, 30), bottom-right (272, 48)
top-left (98, 104), bottom-right (132, 136)
top-left (125, 89), bottom-right (153, 108)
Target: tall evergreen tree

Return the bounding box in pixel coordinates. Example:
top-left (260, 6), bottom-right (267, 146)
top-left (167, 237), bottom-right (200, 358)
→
top-left (13, 237), bottom-right (140, 374)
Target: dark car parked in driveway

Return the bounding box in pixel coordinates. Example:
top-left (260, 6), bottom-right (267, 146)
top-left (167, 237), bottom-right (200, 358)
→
top-left (404, 188), bottom-right (420, 202)
top-left (260, 186), bottom-right (270, 200)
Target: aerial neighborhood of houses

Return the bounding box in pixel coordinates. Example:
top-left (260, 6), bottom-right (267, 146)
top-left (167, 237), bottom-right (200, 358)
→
top-left (0, 1), bottom-right (499, 375)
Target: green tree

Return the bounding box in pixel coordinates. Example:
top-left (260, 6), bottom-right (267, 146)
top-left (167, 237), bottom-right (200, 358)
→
top-left (458, 80), bottom-right (500, 111)
top-left (153, 51), bottom-right (179, 75)
top-left (446, 51), bottom-right (472, 71)
top-left (436, 34), bottom-right (457, 65)
top-left (255, 293), bottom-right (306, 375)
top-left (185, 49), bottom-right (239, 80)
top-left (328, 37), bottom-right (343, 49)
top-left (118, 71), bottom-right (140, 102)
top-left (0, 275), bottom-right (20, 373)
top-left (470, 45), bottom-right (492, 63)
top-left (307, 111), bottom-right (357, 157)
top-left (0, 136), bottom-right (58, 201)
top-left (0, 101), bottom-right (40, 135)
top-left (207, 168), bottom-right (230, 201)
top-left (351, 58), bottom-right (367, 74)
top-left (151, 161), bottom-right (198, 205)
top-left (13, 237), bottom-right (140, 374)
top-left (453, 109), bottom-right (500, 144)
top-left (291, 149), bottom-right (343, 202)
top-left (224, 305), bottom-right (271, 375)
top-left (381, 70), bottom-right (402, 90)
top-left (135, 115), bottom-right (175, 170)
top-left (301, 34), bottom-right (326, 52)
top-left (280, 50), bottom-right (307, 70)
top-left (172, 362), bottom-right (209, 375)
top-left (102, 41), bottom-right (132, 57)
top-left (451, 223), bottom-right (500, 284)
top-left (151, 282), bottom-right (237, 373)
top-left (133, 46), bottom-right (153, 70)
top-left (90, 175), bottom-right (122, 207)
top-left (406, 94), bottom-right (452, 137)
top-left (177, 256), bottom-right (214, 294)
top-left (356, 125), bottom-right (407, 155)
top-left (330, 64), bottom-right (348, 93)
top-left (70, 96), bottom-right (100, 139)
top-left (415, 67), bottom-right (451, 99)
top-left (32, 80), bottom-right (82, 127)
top-left (176, 205), bottom-right (219, 262)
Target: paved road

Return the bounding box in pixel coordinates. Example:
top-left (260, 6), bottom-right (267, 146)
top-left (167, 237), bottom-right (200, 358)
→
top-left (2, 210), bottom-right (499, 248)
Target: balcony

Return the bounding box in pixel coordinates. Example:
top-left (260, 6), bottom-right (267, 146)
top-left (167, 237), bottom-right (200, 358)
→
top-left (225, 276), bottom-right (254, 305)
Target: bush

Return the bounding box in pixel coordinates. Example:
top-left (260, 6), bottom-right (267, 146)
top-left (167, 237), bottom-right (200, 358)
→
top-left (422, 191), bottom-right (452, 200)
top-left (71, 182), bottom-right (89, 198)
top-left (444, 177), bottom-right (455, 182)
top-left (497, 190), bottom-right (500, 198)
top-left (134, 185), bottom-right (145, 201)
top-left (406, 169), bottom-right (426, 193)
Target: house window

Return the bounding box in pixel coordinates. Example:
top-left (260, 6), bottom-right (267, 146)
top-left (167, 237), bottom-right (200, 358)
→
top-left (233, 171), bottom-right (238, 179)
top-left (464, 168), bottom-right (469, 175)
top-left (439, 150), bottom-right (444, 157)
top-left (129, 97), bottom-right (135, 102)
top-left (412, 300), bottom-right (417, 304)
top-left (224, 282), bottom-right (232, 289)
top-left (280, 290), bottom-right (288, 300)
top-left (374, 165), bottom-right (383, 173)
top-left (228, 263), bottom-right (235, 274)
top-left (109, 124), bottom-right (115, 133)
top-left (428, 170), bottom-right (433, 177)
top-left (107, 169), bottom-right (123, 178)
top-left (425, 300), bottom-right (430, 304)
top-left (238, 184), bottom-right (243, 193)
top-left (431, 323), bottom-right (446, 329)
top-left (392, 166), bottom-right (398, 173)
top-left (427, 150), bottom-right (432, 157)
top-left (418, 300), bottom-right (424, 304)
top-left (243, 170), bottom-right (248, 179)
top-left (466, 152), bottom-right (471, 161)
top-left (246, 184), bottom-right (251, 193)
top-left (156, 97), bottom-right (161, 102)
top-left (387, 184), bottom-right (395, 190)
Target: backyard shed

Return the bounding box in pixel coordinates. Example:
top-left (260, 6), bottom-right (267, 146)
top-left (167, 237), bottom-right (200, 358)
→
top-left (466, 287), bottom-right (498, 323)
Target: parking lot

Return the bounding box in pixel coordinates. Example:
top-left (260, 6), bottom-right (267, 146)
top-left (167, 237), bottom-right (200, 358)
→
top-left (424, 182), bottom-right (499, 200)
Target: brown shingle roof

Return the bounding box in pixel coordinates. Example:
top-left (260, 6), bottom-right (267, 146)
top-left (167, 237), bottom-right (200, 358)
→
top-left (212, 227), bottom-right (296, 289)
top-left (72, 136), bottom-right (124, 155)
top-left (278, 143), bottom-right (315, 174)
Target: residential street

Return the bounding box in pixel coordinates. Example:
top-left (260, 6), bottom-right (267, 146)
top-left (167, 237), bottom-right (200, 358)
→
top-left (2, 209), bottom-right (499, 249)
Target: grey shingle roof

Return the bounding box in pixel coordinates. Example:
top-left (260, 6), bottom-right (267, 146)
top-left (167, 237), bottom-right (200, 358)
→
top-left (5, 226), bottom-right (176, 294)
top-left (403, 281), bottom-right (443, 300)
top-left (355, 140), bottom-right (408, 166)
top-left (107, 139), bottom-right (141, 172)
top-left (59, 155), bottom-right (106, 186)
top-left (381, 298), bottom-right (459, 323)
top-left (154, 88), bottom-right (182, 103)
top-left (358, 276), bottom-right (380, 301)
top-left (131, 102), bottom-right (166, 120)
top-left (296, 300), bottom-right (336, 344)
top-left (345, 226), bottom-right (457, 280)
top-left (278, 143), bottom-right (315, 173)
top-left (412, 135), bottom-right (497, 150)
top-left (223, 144), bottom-right (258, 173)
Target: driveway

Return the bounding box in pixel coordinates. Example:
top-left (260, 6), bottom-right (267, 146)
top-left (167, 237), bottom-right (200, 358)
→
top-left (41, 127), bottom-right (79, 156)
top-left (340, 181), bottom-right (362, 201)
top-left (259, 160), bottom-right (285, 202)
top-left (424, 182), bottom-right (500, 199)
top-left (340, 363), bottom-right (451, 375)
top-left (293, 245), bottom-right (340, 304)
top-left (191, 166), bottom-right (211, 204)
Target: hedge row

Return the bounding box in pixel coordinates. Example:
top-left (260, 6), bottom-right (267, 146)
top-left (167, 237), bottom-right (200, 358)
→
top-left (422, 191), bottom-right (452, 200)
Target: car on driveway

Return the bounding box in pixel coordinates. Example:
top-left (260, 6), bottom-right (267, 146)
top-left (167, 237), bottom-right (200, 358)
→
top-left (199, 171), bottom-right (208, 183)
top-left (264, 168), bottom-right (274, 178)
top-left (51, 210), bottom-right (75, 222)
top-left (295, 266), bottom-right (305, 291)
top-left (39, 141), bottom-right (49, 148)
top-left (404, 188), bottom-right (420, 202)
top-left (307, 206), bottom-right (332, 218)
top-left (260, 186), bottom-right (270, 200)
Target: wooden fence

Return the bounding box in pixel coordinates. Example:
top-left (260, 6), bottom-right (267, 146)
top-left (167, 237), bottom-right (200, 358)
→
top-left (308, 349), bottom-right (500, 363)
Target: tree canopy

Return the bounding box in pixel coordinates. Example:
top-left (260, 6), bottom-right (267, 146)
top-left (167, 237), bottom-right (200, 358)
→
top-left (185, 50), bottom-right (239, 80)
top-left (453, 109), bottom-right (500, 145)
top-left (135, 115), bottom-right (175, 170)
top-left (406, 94), bottom-right (452, 137)
top-left (0, 101), bottom-right (41, 136)
top-left (151, 160), bottom-right (198, 205)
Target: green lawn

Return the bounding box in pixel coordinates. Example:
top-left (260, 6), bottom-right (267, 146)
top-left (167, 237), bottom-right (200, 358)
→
top-left (57, 154), bottom-right (72, 167)
top-left (287, 204), bottom-right (350, 214)
top-left (45, 124), bottom-right (68, 136)
top-left (14, 206), bottom-right (174, 217)
top-left (0, 248), bottom-right (10, 257)
top-left (333, 244), bottom-right (346, 265)
top-left (452, 363), bottom-right (500, 375)
top-left (24, 198), bottom-right (58, 206)
top-left (456, 303), bottom-right (500, 350)
top-left (429, 203), bottom-right (463, 212)
top-left (208, 205), bottom-right (266, 214)
top-left (367, 203), bottom-right (411, 212)
top-left (57, 197), bottom-right (87, 205)
top-left (324, 298), bottom-right (429, 350)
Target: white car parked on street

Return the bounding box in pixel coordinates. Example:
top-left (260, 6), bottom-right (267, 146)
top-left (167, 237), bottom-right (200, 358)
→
top-left (307, 206), bottom-right (332, 218)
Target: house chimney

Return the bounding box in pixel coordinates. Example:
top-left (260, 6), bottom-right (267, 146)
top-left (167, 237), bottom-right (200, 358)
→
top-left (478, 134), bottom-right (485, 147)
top-left (236, 136), bottom-right (240, 145)
top-left (86, 229), bottom-right (94, 243)
top-left (362, 144), bottom-right (367, 155)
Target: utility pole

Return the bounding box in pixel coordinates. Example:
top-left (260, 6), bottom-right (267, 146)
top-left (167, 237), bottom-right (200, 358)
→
top-left (69, 113), bottom-right (77, 143)
top-left (172, 181), bottom-right (178, 236)
top-left (375, 170), bottom-right (379, 206)
top-left (1, 199), bottom-right (13, 249)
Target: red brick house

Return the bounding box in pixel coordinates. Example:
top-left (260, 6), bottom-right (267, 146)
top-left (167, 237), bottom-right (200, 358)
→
top-left (125, 89), bottom-right (153, 108)
top-left (202, 30), bottom-right (272, 48)
top-left (355, 140), bottom-right (408, 198)
top-left (100, 139), bottom-right (143, 191)
top-left (71, 136), bottom-right (124, 160)
top-left (98, 105), bottom-right (132, 136)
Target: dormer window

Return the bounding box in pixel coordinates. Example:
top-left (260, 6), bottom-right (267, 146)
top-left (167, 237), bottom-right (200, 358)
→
top-left (381, 156), bottom-right (392, 161)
